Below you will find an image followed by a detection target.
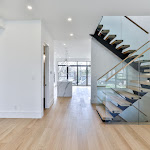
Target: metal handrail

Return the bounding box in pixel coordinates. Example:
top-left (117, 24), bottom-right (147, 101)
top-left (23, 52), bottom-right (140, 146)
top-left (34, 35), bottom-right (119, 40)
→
top-left (124, 16), bottom-right (149, 34)
top-left (106, 47), bottom-right (150, 82)
top-left (97, 41), bottom-right (150, 81)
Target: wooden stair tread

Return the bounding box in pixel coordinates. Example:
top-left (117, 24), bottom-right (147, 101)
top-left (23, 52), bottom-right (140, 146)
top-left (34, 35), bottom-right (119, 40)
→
top-left (101, 30), bottom-right (109, 33)
top-left (117, 91), bottom-right (140, 99)
top-left (103, 101), bottom-right (122, 113)
top-left (96, 105), bottom-right (113, 121)
top-left (129, 55), bottom-right (144, 59)
top-left (122, 50), bottom-right (136, 54)
top-left (141, 65), bottom-right (150, 68)
top-left (97, 25), bottom-right (103, 31)
top-left (109, 95), bottom-right (131, 106)
top-left (131, 80), bottom-right (150, 85)
top-left (99, 30), bottom-right (110, 37)
top-left (111, 40), bottom-right (123, 45)
top-left (140, 73), bottom-right (150, 78)
top-left (105, 35), bottom-right (116, 41)
top-left (117, 45), bottom-right (130, 50)
top-left (144, 69), bottom-right (150, 72)
top-left (128, 85), bottom-right (141, 92)
top-left (100, 30), bottom-right (110, 36)
top-left (128, 85), bottom-right (150, 93)
top-left (135, 60), bottom-right (150, 63)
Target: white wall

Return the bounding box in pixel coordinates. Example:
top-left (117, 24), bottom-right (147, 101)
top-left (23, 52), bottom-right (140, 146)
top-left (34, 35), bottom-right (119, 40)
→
top-left (0, 20), bottom-right (42, 118)
top-left (0, 20), bottom-right (54, 118)
top-left (91, 38), bottom-right (122, 103)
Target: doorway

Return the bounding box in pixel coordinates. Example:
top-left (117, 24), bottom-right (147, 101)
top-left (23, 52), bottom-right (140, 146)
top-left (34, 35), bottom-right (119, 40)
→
top-left (58, 61), bottom-right (91, 86)
top-left (43, 45), bottom-right (49, 109)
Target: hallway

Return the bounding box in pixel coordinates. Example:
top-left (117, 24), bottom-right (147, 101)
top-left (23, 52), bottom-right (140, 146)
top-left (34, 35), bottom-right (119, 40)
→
top-left (1, 87), bottom-right (150, 150)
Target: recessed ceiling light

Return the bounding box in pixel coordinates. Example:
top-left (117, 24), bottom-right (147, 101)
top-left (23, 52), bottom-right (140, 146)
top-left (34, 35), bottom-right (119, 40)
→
top-left (63, 43), bottom-right (66, 46)
top-left (67, 18), bottom-right (72, 22)
top-left (27, 5), bottom-right (32, 10)
top-left (70, 33), bottom-right (74, 37)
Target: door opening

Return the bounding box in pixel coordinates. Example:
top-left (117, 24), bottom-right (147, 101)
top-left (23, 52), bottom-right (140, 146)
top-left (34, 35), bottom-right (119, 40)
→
top-left (43, 46), bottom-right (46, 109)
top-left (43, 45), bottom-right (50, 109)
top-left (58, 61), bottom-right (91, 86)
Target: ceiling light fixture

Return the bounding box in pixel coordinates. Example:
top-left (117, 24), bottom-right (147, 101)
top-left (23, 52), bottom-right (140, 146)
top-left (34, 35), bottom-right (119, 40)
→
top-left (27, 5), bottom-right (32, 10)
top-left (63, 43), bottom-right (66, 46)
top-left (70, 33), bottom-right (74, 37)
top-left (67, 18), bottom-right (72, 22)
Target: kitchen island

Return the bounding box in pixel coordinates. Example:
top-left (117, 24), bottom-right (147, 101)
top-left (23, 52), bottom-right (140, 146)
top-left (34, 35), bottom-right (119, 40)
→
top-left (57, 81), bottom-right (72, 97)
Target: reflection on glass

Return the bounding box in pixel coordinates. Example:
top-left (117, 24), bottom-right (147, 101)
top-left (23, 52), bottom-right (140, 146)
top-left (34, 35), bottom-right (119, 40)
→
top-left (58, 66), bottom-right (67, 81)
top-left (58, 62), bottom-right (66, 65)
top-left (87, 62), bottom-right (91, 65)
top-left (68, 67), bottom-right (77, 85)
top-left (97, 68), bottom-right (127, 88)
top-left (78, 66), bottom-right (86, 85)
top-left (68, 62), bottom-right (77, 66)
top-left (88, 67), bottom-right (91, 85)
top-left (58, 61), bottom-right (91, 86)
top-left (78, 62), bottom-right (86, 65)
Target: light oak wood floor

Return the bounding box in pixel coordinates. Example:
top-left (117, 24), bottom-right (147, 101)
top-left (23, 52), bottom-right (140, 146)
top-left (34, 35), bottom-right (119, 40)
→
top-left (1, 86), bottom-right (150, 150)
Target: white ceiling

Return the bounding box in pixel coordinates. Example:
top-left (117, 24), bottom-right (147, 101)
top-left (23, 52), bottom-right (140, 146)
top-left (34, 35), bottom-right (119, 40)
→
top-left (1, 0), bottom-right (150, 59)
top-left (54, 39), bottom-right (91, 59)
top-left (1, 0), bottom-right (150, 41)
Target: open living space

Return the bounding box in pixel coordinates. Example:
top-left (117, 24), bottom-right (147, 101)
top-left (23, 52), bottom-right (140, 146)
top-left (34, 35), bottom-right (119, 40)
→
top-left (1, 0), bottom-right (150, 150)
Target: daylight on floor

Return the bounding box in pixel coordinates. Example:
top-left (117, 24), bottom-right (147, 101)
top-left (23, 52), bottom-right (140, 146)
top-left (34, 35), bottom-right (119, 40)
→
top-left (1, 0), bottom-right (150, 149)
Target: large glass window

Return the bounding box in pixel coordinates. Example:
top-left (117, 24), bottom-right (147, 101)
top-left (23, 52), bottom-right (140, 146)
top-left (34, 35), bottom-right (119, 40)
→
top-left (78, 66), bottom-right (86, 86)
top-left (102, 68), bottom-right (127, 88)
top-left (88, 66), bottom-right (91, 85)
top-left (68, 66), bottom-right (77, 85)
top-left (58, 61), bottom-right (91, 86)
top-left (58, 66), bottom-right (67, 81)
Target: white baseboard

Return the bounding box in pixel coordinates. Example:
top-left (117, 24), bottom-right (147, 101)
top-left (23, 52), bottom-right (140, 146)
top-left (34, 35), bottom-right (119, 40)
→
top-left (0, 111), bottom-right (43, 118)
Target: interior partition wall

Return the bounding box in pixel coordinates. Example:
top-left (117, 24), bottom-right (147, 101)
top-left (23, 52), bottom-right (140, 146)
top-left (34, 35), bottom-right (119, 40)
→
top-left (58, 61), bottom-right (91, 86)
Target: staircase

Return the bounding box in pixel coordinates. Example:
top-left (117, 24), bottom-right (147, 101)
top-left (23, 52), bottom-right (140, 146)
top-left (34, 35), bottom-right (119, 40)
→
top-left (96, 48), bottom-right (150, 122)
top-left (91, 26), bottom-right (129, 60)
top-left (91, 23), bottom-right (147, 72)
top-left (96, 67), bottom-right (150, 122)
top-left (94, 16), bottom-right (150, 123)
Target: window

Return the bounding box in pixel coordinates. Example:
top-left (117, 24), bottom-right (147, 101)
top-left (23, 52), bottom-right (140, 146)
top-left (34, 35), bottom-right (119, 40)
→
top-left (98, 68), bottom-right (127, 88)
top-left (58, 66), bottom-right (67, 81)
top-left (58, 61), bottom-right (91, 86)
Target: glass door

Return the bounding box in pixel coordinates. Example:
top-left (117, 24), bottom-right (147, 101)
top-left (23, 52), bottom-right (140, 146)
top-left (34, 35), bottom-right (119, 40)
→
top-left (58, 61), bottom-right (91, 86)
top-left (68, 66), bottom-right (77, 85)
top-left (87, 66), bottom-right (91, 85)
top-left (78, 66), bottom-right (86, 86)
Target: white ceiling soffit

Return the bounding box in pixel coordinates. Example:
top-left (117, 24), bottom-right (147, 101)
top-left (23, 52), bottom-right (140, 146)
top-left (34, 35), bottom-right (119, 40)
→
top-left (0, 0), bottom-right (150, 40)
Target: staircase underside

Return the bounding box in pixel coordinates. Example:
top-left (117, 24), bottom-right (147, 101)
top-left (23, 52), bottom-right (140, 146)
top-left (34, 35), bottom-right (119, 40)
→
top-left (91, 32), bottom-right (142, 73)
top-left (91, 33), bottom-right (128, 60)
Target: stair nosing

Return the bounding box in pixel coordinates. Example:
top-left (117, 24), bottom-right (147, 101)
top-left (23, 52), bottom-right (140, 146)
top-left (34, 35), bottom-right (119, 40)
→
top-left (103, 101), bottom-right (122, 113)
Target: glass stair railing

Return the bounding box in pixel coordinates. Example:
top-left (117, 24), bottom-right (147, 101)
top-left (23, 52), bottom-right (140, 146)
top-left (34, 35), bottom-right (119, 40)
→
top-left (93, 16), bottom-right (149, 63)
top-left (97, 16), bottom-right (149, 49)
top-left (96, 41), bottom-right (150, 124)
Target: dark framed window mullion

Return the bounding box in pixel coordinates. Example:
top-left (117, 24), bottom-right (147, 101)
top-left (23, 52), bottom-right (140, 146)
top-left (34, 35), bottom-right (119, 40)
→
top-left (58, 61), bottom-right (91, 86)
top-left (77, 63), bottom-right (79, 86)
top-left (86, 66), bottom-right (88, 86)
top-left (67, 66), bottom-right (69, 80)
